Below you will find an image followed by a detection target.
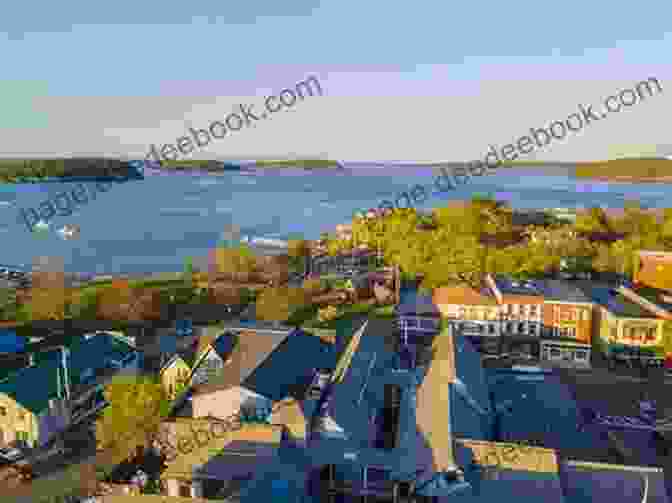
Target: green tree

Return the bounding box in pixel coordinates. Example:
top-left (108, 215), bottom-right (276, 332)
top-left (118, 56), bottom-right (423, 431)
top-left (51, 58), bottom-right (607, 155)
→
top-left (213, 244), bottom-right (258, 280)
top-left (0, 287), bottom-right (19, 321)
top-left (287, 239), bottom-right (311, 274)
top-left (95, 375), bottom-right (170, 466)
top-left (69, 288), bottom-right (100, 320)
top-left (419, 234), bottom-right (484, 292)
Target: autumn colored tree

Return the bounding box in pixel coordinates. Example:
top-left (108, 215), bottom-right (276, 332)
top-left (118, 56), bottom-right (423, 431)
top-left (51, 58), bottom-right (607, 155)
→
top-left (96, 279), bottom-right (135, 321)
top-left (23, 270), bottom-right (70, 321)
top-left (255, 286), bottom-right (308, 323)
top-left (209, 283), bottom-right (244, 305)
top-left (96, 374), bottom-right (170, 466)
top-left (211, 244), bottom-right (258, 282)
top-left (128, 289), bottom-right (163, 321)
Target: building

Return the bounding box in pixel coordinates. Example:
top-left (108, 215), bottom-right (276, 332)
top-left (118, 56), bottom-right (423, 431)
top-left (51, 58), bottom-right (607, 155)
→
top-left (432, 284), bottom-right (501, 355)
top-left (482, 275), bottom-right (545, 359)
top-left (186, 327), bottom-right (334, 447)
top-left (577, 282), bottom-right (666, 365)
top-left (0, 333), bottom-right (139, 448)
top-left (486, 276), bottom-right (545, 338)
top-left (189, 332), bottom-right (237, 387)
top-left (634, 250), bottom-right (672, 292)
top-left (533, 279), bottom-right (594, 367)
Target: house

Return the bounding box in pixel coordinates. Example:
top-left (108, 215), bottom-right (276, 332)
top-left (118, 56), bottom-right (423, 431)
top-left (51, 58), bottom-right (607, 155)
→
top-left (576, 282), bottom-right (666, 363)
top-left (0, 333), bottom-right (139, 448)
top-left (157, 324), bottom-right (233, 399)
top-left (187, 327), bottom-right (334, 447)
top-left (189, 331), bottom-right (238, 387)
top-left (634, 250), bottom-right (672, 292)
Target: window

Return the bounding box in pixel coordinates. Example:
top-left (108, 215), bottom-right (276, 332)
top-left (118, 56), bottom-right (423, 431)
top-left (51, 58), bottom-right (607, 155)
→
top-left (179, 482), bottom-right (192, 497)
top-left (420, 318), bottom-right (438, 330)
top-left (0, 407), bottom-right (6, 416)
top-left (17, 410), bottom-right (25, 421)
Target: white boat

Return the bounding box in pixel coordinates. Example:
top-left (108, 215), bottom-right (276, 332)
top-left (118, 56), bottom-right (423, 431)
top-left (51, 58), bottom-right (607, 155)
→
top-left (241, 236), bottom-right (288, 248)
top-left (33, 220), bottom-right (50, 232)
top-left (57, 224), bottom-right (80, 239)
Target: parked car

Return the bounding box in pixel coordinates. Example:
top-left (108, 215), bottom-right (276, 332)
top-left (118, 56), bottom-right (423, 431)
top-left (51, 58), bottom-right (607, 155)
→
top-left (0, 446), bottom-right (24, 463)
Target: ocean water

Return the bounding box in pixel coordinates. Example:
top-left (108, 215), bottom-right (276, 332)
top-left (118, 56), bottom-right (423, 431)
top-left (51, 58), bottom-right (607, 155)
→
top-left (0, 165), bottom-right (671, 275)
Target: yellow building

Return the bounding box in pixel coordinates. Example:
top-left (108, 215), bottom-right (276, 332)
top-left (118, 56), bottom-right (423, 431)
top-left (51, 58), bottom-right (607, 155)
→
top-left (592, 291), bottom-right (665, 353)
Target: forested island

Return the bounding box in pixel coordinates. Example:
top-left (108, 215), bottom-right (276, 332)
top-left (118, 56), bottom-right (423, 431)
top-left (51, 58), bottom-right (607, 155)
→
top-left (573, 158), bottom-right (672, 182)
top-left (0, 159), bottom-right (144, 183)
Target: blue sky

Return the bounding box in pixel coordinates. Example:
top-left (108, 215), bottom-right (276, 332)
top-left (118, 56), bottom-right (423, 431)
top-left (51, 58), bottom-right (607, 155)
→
top-left (1, 0), bottom-right (670, 161)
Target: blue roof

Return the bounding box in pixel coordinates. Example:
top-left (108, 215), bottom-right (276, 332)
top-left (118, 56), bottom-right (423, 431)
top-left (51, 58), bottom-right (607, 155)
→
top-left (396, 288), bottom-right (440, 316)
top-left (444, 442), bottom-right (567, 502)
top-left (0, 361), bottom-right (62, 413)
top-left (561, 464), bottom-right (670, 503)
top-left (243, 330), bottom-right (336, 402)
top-left (0, 333), bottom-right (136, 413)
top-left (486, 371), bottom-right (617, 463)
top-left (450, 336), bottom-right (494, 441)
top-left (0, 329), bottom-right (25, 353)
top-left (493, 276), bottom-right (543, 296)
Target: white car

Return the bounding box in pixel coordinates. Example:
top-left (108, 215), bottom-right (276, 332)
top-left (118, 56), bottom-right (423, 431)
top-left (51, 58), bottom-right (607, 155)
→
top-left (0, 447), bottom-right (24, 462)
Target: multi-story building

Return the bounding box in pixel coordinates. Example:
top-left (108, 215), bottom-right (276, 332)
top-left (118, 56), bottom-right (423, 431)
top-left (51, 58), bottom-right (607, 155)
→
top-left (576, 282), bottom-right (666, 365)
top-left (533, 279), bottom-right (593, 367)
top-left (482, 276), bottom-right (545, 358)
top-left (432, 284), bottom-right (501, 354)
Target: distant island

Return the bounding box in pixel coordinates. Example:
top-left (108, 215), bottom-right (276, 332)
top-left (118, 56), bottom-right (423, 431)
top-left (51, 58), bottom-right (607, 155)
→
top-left (0, 159), bottom-right (144, 184)
top-left (155, 159), bottom-right (342, 171)
top-left (573, 158), bottom-right (672, 183)
top-left (2, 157), bottom-right (670, 183)
top-left (252, 159), bottom-right (342, 169)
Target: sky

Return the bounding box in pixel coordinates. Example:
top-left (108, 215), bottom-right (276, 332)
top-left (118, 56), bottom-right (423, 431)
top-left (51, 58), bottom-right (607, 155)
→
top-left (0, 0), bottom-right (670, 162)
